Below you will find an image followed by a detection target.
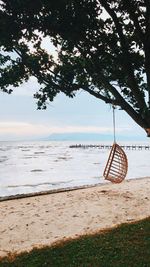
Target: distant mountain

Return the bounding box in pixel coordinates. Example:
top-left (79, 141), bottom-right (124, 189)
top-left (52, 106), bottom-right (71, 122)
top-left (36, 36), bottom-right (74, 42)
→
top-left (46, 133), bottom-right (110, 141)
top-left (44, 132), bottom-right (145, 142)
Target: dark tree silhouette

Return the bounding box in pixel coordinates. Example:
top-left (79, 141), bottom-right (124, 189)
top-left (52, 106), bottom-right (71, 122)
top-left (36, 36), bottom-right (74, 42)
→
top-left (1, 0), bottom-right (150, 135)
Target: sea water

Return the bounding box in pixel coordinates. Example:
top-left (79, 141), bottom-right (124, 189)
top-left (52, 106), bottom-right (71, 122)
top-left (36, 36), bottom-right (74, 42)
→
top-left (0, 141), bottom-right (150, 197)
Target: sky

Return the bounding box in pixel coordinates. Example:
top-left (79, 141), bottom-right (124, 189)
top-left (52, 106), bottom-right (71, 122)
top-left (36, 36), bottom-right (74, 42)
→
top-left (0, 34), bottom-right (149, 142)
top-left (0, 75), bottom-right (148, 142)
top-left (0, 7), bottom-right (149, 143)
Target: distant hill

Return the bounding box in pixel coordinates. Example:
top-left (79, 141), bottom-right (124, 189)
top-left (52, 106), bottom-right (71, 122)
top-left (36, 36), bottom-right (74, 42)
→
top-left (44, 132), bottom-right (145, 142)
top-left (46, 133), bottom-right (111, 141)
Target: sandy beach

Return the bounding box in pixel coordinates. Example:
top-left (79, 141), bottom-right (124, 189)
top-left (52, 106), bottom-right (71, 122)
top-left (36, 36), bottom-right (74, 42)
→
top-left (0, 177), bottom-right (150, 259)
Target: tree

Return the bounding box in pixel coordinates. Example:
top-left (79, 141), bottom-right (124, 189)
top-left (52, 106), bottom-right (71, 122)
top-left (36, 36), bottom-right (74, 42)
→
top-left (0, 0), bottom-right (150, 136)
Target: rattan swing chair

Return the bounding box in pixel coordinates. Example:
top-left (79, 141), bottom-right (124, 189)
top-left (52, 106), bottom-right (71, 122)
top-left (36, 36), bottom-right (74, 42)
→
top-left (103, 106), bottom-right (128, 183)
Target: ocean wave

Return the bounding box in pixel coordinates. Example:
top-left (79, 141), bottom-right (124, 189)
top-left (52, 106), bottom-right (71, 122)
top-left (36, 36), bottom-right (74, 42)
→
top-left (3, 180), bottom-right (74, 189)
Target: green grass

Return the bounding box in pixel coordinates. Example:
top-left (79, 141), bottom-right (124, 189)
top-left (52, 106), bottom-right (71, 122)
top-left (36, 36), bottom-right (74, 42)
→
top-left (1, 217), bottom-right (150, 267)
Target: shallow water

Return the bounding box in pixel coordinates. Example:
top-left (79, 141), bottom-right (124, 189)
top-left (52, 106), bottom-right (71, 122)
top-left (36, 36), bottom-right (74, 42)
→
top-left (0, 141), bottom-right (150, 197)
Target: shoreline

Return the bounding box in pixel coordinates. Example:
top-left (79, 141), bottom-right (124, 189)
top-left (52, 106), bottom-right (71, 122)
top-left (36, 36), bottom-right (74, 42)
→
top-left (0, 182), bottom-right (103, 202)
top-left (0, 176), bottom-right (150, 259)
top-left (0, 176), bottom-right (149, 202)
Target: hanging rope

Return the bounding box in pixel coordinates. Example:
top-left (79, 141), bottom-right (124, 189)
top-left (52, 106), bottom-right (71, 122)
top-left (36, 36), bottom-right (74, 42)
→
top-left (112, 105), bottom-right (116, 143)
top-left (103, 104), bottom-right (128, 183)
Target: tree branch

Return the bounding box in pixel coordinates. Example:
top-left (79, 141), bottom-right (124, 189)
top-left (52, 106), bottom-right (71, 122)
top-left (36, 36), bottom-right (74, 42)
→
top-left (98, 0), bottom-right (147, 110)
top-left (100, 77), bottom-right (149, 128)
top-left (83, 87), bottom-right (118, 104)
top-left (75, 41), bottom-right (147, 127)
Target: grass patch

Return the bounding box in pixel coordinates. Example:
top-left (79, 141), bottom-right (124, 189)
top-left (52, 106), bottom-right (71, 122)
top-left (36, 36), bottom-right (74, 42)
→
top-left (1, 217), bottom-right (150, 267)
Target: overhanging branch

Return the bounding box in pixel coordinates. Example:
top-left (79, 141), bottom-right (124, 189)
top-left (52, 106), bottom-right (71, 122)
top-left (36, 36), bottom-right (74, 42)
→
top-left (83, 87), bottom-right (118, 104)
top-left (98, 0), bottom-right (147, 110)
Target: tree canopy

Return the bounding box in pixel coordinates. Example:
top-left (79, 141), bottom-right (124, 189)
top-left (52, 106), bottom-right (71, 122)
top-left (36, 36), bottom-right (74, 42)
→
top-left (0, 0), bottom-right (150, 135)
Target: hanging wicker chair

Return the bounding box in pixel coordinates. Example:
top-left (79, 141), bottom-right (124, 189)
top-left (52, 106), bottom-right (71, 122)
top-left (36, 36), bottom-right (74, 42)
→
top-left (103, 143), bottom-right (128, 183)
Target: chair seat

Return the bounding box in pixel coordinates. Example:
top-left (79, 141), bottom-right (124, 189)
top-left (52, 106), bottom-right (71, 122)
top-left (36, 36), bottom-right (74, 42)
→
top-left (103, 143), bottom-right (128, 183)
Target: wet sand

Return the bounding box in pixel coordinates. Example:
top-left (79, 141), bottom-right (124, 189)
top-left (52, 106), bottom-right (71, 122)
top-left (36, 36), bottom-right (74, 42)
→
top-left (0, 177), bottom-right (150, 259)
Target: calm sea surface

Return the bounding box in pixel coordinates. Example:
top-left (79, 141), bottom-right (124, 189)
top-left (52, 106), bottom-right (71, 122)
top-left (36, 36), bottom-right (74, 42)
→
top-left (0, 141), bottom-right (150, 197)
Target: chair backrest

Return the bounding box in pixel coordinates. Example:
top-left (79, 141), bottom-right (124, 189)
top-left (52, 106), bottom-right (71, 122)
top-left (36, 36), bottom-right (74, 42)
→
top-left (103, 143), bottom-right (128, 183)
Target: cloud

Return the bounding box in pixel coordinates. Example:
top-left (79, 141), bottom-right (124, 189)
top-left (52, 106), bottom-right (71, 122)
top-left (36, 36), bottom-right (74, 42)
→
top-left (0, 121), bottom-right (131, 140)
top-left (0, 122), bottom-right (51, 136)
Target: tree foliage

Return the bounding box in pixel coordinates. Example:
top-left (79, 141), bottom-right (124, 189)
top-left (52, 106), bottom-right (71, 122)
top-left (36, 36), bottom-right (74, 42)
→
top-left (0, 0), bottom-right (150, 135)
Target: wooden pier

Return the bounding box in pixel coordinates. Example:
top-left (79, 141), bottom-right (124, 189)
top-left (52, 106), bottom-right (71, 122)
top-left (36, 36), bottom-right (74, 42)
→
top-left (69, 144), bottom-right (150, 150)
